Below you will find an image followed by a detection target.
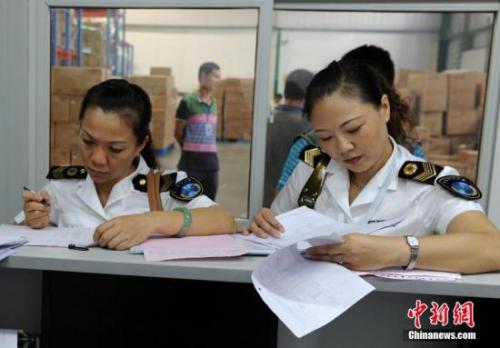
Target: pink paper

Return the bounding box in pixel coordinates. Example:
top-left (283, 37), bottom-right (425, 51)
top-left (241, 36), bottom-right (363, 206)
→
top-left (141, 235), bottom-right (248, 262)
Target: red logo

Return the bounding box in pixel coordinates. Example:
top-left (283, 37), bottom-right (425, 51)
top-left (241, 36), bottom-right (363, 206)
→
top-left (408, 300), bottom-right (475, 329)
top-left (407, 299), bottom-right (428, 329)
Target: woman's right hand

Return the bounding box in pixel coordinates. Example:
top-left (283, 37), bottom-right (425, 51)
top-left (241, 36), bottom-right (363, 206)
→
top-left (243, 208), bottom-right (284, 239)
top-left (22, 190), bottom-right (50, 229)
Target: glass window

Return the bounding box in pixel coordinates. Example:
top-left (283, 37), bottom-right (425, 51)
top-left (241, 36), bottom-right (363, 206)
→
top-left (49, 8), bottom-right (258, 218)
top-left (266, 10), bottom-right (493, 203)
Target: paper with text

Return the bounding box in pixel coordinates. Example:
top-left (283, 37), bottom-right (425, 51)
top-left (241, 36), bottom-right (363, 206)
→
top-left (252, 245), bottom-right (375, 338)
top-left (357, 268), bottom-right (461, 281)
top-left (238, 206), bottom-right (404, 254)
top-left (141, 235), bottom-right (248, 261)
top-left (0, 225), bottom-right (94, 247)
top-left (0, 329), bottom-right (17, 348)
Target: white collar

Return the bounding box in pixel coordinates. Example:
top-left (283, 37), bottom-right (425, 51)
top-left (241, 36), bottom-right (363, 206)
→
top-left (76, 156), bottom-right (150, 216)
top-left (325, 137), bottom-right (402, 209)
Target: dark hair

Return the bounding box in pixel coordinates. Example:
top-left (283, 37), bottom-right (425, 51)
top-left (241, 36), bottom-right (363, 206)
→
top-left (198, 62), bottom-right (220, 81)
top-left (284, 69), bottom-right (314, 100)
top-left (341, 45), bottom-right (395, 86)
top-left (78, 79), bottom-right (158, 168)
top-left (304, 60), bottom-right (414, 145)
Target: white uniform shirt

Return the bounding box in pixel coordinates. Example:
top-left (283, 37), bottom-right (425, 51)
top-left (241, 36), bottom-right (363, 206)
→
top-left (15, 156), bottom-right (215, 228)
top-left (271, 140), bottom-right (483, 237)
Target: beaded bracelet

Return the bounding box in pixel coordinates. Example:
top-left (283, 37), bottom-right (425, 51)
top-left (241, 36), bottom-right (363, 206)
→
top-left (173, 207), bottom-right (192, 238)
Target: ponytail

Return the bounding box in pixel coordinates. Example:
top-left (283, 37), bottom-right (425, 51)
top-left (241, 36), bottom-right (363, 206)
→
top-left (141, 129), bottom-right (158, 169)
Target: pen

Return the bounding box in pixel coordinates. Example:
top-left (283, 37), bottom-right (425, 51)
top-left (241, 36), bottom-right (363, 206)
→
top-left (68, 242), bottom-right (99, 251)
top-left (23, 186), bottom-right (50, 207)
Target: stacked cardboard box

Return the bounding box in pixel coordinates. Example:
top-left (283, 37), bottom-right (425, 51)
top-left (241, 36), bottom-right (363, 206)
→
top-left (397, 68), bottom-right (486, 181)
top-left (214, 78), bottom-right (254, 141)
top-left (50, 67), bottom-right (109, 166)
top-left (128, 67), bottom-right (178, 151)
top-left (83, 24), bottom-right (105, 68)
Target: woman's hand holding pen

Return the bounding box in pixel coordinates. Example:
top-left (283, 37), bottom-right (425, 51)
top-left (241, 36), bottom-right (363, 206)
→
top-left (22, 189), bottom-right (51, 229)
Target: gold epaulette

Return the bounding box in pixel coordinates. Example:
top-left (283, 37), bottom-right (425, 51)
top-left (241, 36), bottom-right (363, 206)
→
top-left (398, 161), bottom-right (443, 185)
top-left (132, 172), bottom-right (177, 193)
top-left (46, 166), bottom-right (87, 180)
top-left (299, 145), bottom-right (329, 168)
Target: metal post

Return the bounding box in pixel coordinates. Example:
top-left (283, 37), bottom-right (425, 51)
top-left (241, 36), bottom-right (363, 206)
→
top-left (76, 9), bottom-right (83, 66)
top-left (113, 9), bottom-right (119, 76)
top-left (121, 10), bottom-right (126, 77)
top-left (273, 28), bottom-right (282, 97)
top-left (105, 9), bottom-right (111, 70)
top-left (63, 9), bottom-right (71, 66)
top-left (50, 9), bottom-right (57, 66)
top-left (437, 13), bottom-right (451, 72)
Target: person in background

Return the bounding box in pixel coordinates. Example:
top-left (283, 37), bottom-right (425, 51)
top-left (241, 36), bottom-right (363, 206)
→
top-left (263, 69), bottom-right (314, 207)
top-left (273, 93), bottom-right (283, 108)
top-left (19, 79), bottom-right (236, 250)
top-left (174, 62), bottom-right (221, 200)
top-left (246, 60), bottom-right (500, 274)
top-left (275, 45), bottom-right (426, 194)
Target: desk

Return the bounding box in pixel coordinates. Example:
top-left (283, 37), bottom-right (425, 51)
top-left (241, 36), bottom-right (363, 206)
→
top-left (1, 246), bottom-right (500, 347)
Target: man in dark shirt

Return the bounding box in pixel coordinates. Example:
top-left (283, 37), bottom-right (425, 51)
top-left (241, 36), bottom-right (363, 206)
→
top-left (174, 62), bottom-right (221, 200)
top-left (263, 69), bottom-right (314, 207)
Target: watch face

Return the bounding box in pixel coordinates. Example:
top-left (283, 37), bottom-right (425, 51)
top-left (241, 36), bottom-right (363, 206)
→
top-left (407, 236), bottom-right (419, 248)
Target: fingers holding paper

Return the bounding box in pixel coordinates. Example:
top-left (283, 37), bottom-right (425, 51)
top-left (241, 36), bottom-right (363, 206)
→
top-left (305, 233), bottom-right (409, 271)
top-left (244, 208), bottom-right (284, 239)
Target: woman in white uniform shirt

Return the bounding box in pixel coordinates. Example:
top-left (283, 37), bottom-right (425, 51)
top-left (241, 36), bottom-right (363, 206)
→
top-left (20, 79), bottom-right (236, 249)
top-left (246, 60), bottom-right (499, 274)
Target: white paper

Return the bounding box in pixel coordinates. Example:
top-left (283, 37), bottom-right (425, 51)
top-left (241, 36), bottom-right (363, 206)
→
top-left (0, 235), bottom-right (27, 248)
top-left (252, 245), bottom-right (375, 338)
top-left (0, 329), bottom-right (17, 348)
top-left (358, 268), bottom-right (461, 282)
top-left (0, 225), bottom-right (95, 247)
top-left (0, 249), bottom-right (13, 262)
top-left (238, 207), bottom-right (404, 254)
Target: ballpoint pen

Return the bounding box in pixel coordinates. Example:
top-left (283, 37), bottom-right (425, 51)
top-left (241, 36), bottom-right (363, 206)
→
top-left (23, 186), bottom-right (50, 207)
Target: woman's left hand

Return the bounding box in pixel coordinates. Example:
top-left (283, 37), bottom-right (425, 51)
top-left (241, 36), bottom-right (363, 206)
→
top-left (305, 233), bottom-right (408, 271)
top-left (94, 213), bottom-right (161, 250)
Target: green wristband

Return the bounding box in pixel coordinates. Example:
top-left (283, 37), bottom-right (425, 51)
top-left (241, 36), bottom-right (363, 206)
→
top-left (173, 207), bottom-right (192, 238)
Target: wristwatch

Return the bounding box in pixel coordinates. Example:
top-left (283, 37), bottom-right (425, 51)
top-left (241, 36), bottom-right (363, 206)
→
top-left (404, 236), bottom-right (419, 270)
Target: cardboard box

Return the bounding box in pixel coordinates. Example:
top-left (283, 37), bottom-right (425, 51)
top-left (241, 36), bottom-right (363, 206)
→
top-left (70, 148), bottom-right (83, 165)
top-left (150, 67), bottom-right (172, 76)
top-left (425, 136), bottom-right (451, 155)
top-left (418, 112), bottom-right (443, 136)
top-left (445, 110), bottom-right (480, 135)
top-left (51, 67), bottom-right (108, 95)
top-left (449, 134), bottom-right (478, 153)
top-left (51, 95), bottom-right (70, 123)
top-left (69, 96), bottom-right (83, 122)
top-left (407, 72), bottom-right (448, 112)
top-left (50, 148), bottom-right (70, 166)
top-left (445, 71), bottom-right (486, 110)
top-left (128, 75), bottom-right (175, 96)
top-left (150, 96), bottom-right (168, 109)
top-left (53, 123), bottom-right (80, 149)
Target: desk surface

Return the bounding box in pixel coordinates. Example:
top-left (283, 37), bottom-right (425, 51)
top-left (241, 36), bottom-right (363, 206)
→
top-left (2, 246), bottom-right (500, 299)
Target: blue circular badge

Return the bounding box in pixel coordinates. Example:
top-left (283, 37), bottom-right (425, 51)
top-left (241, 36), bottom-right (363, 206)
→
top-left (450, 180), bottom-right (476, 196)
top-left (437, 175), bottom-right (481, 201)
top-left (180, 182), bottom-right (201, 198)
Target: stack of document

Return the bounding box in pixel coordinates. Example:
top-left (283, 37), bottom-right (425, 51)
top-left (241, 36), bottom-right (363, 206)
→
top-left (0, 235), bottom-right (28, 261)
top-left (0, 225), bottom-right (95, 248)
top-left (237, 206), bottom-right (403, 255)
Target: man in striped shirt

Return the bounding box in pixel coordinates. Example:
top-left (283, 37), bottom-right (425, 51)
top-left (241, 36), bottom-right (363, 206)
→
top-left (174, 62), bottom-right (221, 200)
